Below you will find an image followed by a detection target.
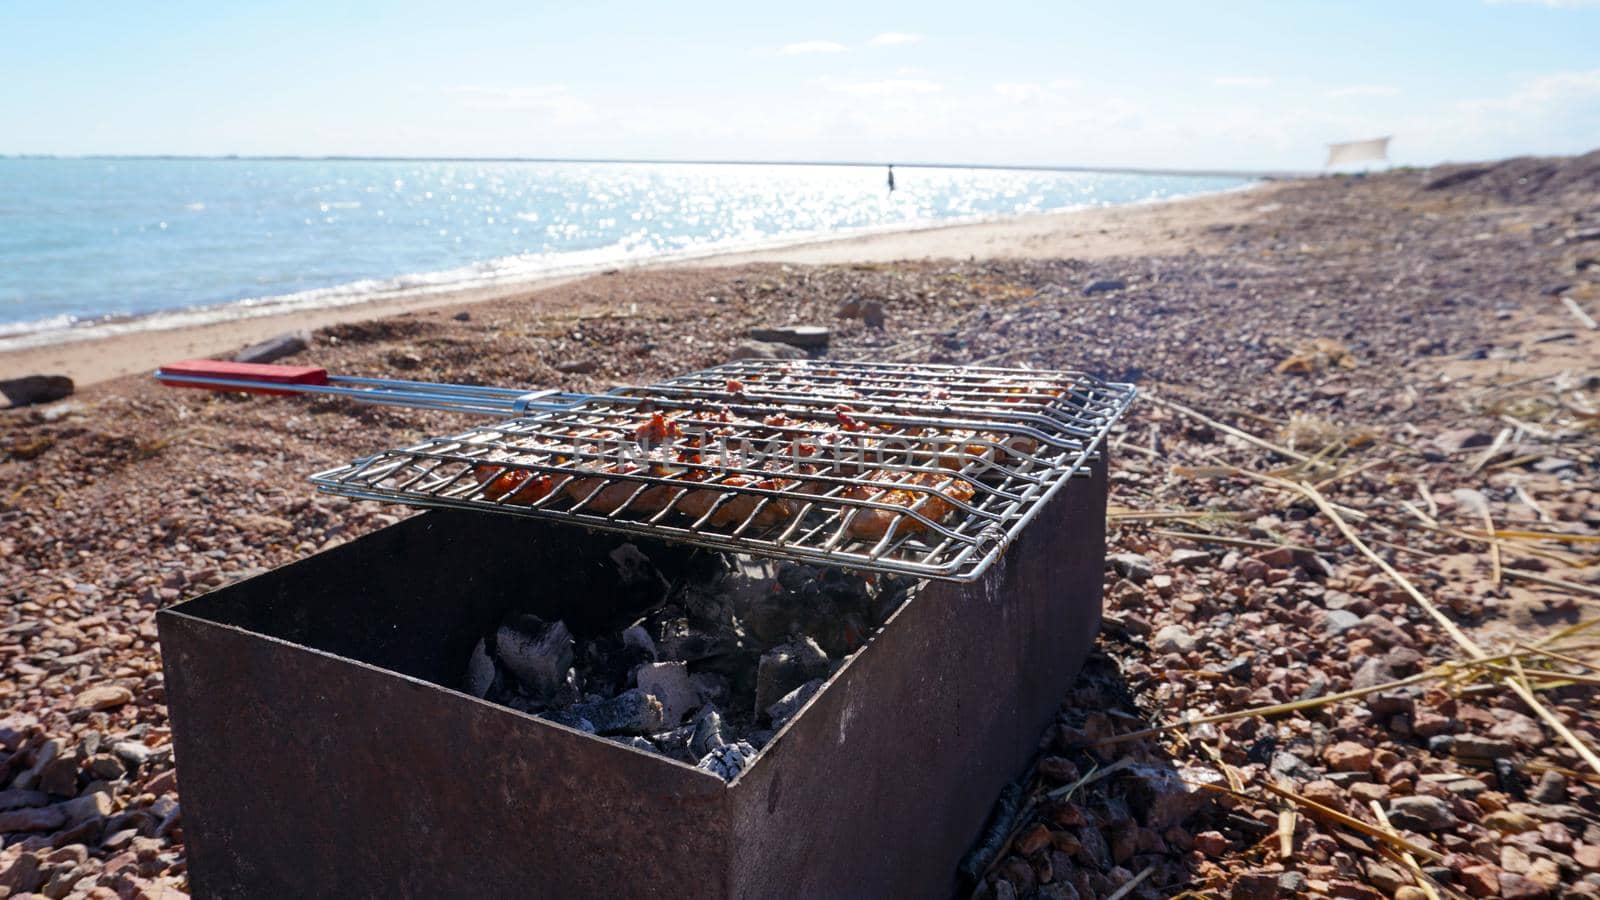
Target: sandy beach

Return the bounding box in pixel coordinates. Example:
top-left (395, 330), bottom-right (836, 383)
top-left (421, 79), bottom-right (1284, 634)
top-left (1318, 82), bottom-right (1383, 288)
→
top-left (2, 155), bottom-right (1598, 898)
top-left (0, 185), bottom-right (1271, 388)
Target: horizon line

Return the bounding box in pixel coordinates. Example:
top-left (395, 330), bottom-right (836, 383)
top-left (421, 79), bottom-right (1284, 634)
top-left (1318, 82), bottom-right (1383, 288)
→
top-left (0, 153), bottom-right (1316, 180)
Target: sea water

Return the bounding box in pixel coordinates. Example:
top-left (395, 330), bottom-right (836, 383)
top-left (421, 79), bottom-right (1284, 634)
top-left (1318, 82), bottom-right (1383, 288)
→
top-left (0, 158), bottom-right (1250, 345)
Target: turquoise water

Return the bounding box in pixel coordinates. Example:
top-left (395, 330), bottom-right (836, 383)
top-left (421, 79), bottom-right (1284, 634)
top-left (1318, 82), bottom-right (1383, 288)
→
top-left (0, 158), bottom-right (1250, 339)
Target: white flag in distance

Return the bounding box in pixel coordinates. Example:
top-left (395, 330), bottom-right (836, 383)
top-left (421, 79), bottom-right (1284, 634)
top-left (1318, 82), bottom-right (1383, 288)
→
top-left (1326, 137), bottom-right (1391, 167)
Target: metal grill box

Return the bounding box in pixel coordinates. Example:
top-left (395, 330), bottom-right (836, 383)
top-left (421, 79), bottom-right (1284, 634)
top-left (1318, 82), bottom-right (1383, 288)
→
top-left (157, 456), bottom-right (1108, 899)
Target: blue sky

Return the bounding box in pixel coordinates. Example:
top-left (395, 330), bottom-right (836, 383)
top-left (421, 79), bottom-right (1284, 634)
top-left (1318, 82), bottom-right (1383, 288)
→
top-left (2, 0), bottom-right (1596, 169)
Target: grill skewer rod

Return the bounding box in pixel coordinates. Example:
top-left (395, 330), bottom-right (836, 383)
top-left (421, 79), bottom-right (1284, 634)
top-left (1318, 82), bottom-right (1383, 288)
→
top-left (155, 359), bottom-right (609, 416)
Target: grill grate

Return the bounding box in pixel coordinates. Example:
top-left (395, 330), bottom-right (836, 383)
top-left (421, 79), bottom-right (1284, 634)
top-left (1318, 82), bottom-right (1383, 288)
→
top-left (311, 361), bottom-right (1134, 581)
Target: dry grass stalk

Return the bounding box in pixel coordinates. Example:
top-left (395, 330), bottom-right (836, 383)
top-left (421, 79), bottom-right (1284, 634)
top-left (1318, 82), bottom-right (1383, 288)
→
top-left (1146, 395), bottom-right (1323, 466)
top-left (1370, 801), bottom-right (1446, 900)
top-left (1276, 809), bottom-right (1295, 860)
top-left (1481, 504), bottom-right (1503, 586)
top-left (1562, 295), bottom-right (1599, 330)
top-left (1297, 481), bottom-right (1600, 778)
top-left (1509, 656), bottom-right (1600, 776)
top-left (1466, 426), bottom-right (1512, 475)
top-left (1103, 864), bottom-right (1156, 900)
top-left (1504, 568), bottom-right (1600, 602)
top-left (1151, 529), bottom-right (1318, 554)
top-left (1260, 781), bottom-right (1444, 863)
top-left (1515, 642), bottom-right (1598, 671)
top-left (1094, 663), bottom-right (1489, 748)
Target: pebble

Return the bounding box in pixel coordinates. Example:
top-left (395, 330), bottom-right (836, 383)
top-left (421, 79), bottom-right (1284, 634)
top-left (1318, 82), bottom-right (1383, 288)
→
top-left (70, 686), bottom-right (133, 712)
top-left (747, 325), bottom-right (830, 348)
top-left (1149, 624), bottom-right (1195, 655)
top-left (1386, 796), bottom-right (1460, 832)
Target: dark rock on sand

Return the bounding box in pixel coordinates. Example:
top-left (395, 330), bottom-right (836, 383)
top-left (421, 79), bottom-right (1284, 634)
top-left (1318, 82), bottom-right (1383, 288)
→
top-left (0, 374), bottom-right (74, 408)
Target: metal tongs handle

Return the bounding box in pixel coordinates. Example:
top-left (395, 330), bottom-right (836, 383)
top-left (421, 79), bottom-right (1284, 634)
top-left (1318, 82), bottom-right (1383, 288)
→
top-left (155, 359), bottom-right (591, 416)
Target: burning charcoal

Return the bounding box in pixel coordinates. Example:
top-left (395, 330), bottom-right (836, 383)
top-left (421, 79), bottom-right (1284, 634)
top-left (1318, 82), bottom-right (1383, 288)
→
top-left (635, 661), bottom-right (701, 726)
top-left (495, 615), bottom-right (574, 699)
top-left (690, 706), bottom-right (728, 758)
top-left (572, 689), bottom-right (664, 736)
top-left (754, 637), bottom-right (830, 717)
top-left (649, 724), bottom-right (698, 763)
top-left (695, 741), bottom-right (757, 781)
top-left (765, 678), bottom-right (823, 729)
top-left (543, 710), bottom-right (596, 734)
top-left (620, 624), bottom-right (657, 659)
top-left (465, 639), bottom-right (496, 699)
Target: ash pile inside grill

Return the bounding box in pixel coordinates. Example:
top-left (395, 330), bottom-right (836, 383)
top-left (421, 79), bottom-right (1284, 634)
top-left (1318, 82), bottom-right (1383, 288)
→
top-left (463, 545), bottom-right (912, 780)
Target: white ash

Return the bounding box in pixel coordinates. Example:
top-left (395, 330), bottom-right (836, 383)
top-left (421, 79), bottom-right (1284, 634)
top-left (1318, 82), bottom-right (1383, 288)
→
top-left (695, 741), bottom-right (757, 780)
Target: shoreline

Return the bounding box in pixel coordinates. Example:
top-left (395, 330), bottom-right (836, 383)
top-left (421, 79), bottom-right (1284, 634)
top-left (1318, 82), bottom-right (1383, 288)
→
top-left (0, 181), bottom-right (1276, 387)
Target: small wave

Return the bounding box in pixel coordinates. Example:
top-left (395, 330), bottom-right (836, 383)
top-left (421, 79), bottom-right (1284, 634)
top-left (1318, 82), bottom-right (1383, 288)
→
top-left (0, 180), bottom-right (1258, 355)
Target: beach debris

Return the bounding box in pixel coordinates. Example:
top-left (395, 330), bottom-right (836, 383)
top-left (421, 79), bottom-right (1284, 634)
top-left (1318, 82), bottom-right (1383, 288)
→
top-left (1274, 337), bottom-right (1357, 375)
top-left (747, 324), bottom-right (830, 348)
top-left (0, 374), bottom-right (74, 408)
top-left (730, 339), bottom-right (806, 360)
top-left (233, 330), bottom-right (309, 364)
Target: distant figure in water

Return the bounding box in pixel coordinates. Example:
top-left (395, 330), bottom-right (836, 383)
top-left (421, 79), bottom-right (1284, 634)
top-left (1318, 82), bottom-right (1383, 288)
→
top-left (887, 164), bottom-right (895, 194)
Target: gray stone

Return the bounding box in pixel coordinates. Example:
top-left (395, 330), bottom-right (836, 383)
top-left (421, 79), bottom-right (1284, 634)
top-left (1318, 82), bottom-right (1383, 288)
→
top-left (635, 661), bottom-right (700, 726)
top-left (860, 300), bottom-right (886, 328)
top-left (730, 339), bottom-right (806, 361)
top-left (1169, 549), bottom-right (1212, 568)
top-left (0, 804), bottom-right (67, 832)
top-left (1124, 763), bottom-right (1215, 827)
top-left (696, 741), bottom-right (757, 780)
top-left (1351, 657), bottom-right (1393, 690)
top-left (10, 738), bottom-right (60, 791)
top-left (1150, 624), bottom-right (1196, 655)
top-left (1530, 769), bottom-right (1568, 804)
top-left (494, 616), bottom-right (574, 698)
top-left (748, 325), bottom-right (830, 348)
top-left (1386, 795), bottom-right (1460, 832)
top-left (0, 375), bottom-right (74, 408)
top-left (1323, 609), bottom-right (1362, 636)
top-left (0, 789), bottom-right (49, 811)
top-left (1355, 614), bottom-right (1411, 649)
top-left (233, 331), bottom-right (309, 364)
top-left (1109, 553), bottom-right (1155, 583)
top-left (1433, 428), bottom-right (1492, 453)
top-left (1083, 278), bottom-right (1127, 295)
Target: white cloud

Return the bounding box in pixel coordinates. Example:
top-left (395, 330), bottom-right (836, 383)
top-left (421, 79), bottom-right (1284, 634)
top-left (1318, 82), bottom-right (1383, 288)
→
top-left (780, 41), bottom-right (848, 55)
top-left (868, 32), bottom-right (924, 46)
top-left (1213, 75), bottom-right (1274, 88)
top-left (815, 77), bottom-right (943, 96)
top-left (994, 79), bottom-right (1080, 104)
top-left (1325, 84), bottom-right (1401, 98)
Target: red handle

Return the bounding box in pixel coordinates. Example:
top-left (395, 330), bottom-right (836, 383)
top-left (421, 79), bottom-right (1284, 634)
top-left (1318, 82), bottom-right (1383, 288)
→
top-left (158, 359), bottom-right (330, 396)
